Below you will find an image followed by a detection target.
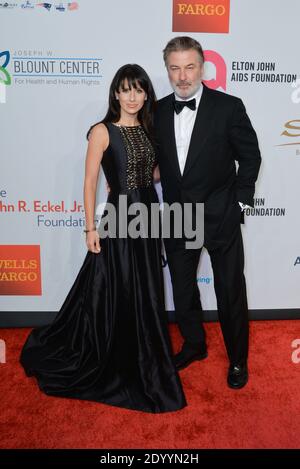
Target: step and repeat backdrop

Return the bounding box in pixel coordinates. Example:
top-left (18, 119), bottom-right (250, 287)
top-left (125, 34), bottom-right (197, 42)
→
top-left (1, 0), bottom-right (300, 325)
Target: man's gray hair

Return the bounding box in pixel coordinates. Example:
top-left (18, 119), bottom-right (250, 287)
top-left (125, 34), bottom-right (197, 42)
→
top-left (163, 36), bottom-right (204, 65)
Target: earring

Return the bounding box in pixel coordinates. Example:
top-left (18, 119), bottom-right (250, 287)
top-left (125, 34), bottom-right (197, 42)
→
top-left (116, 96), bottom-right (119, 100)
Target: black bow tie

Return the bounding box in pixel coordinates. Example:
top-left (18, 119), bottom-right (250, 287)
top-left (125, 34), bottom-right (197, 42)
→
top-left (173, 98), bottom-right (196, 114)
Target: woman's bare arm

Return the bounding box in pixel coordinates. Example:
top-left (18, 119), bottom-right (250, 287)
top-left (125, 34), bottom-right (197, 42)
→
top-left (83, 123), bottom-right (109, 252)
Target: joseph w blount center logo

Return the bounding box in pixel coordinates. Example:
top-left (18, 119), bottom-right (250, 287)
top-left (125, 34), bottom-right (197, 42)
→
top-left (0, 50), bottom-right (11, 103)
top-left (0, 51), bottom-right (11, 84)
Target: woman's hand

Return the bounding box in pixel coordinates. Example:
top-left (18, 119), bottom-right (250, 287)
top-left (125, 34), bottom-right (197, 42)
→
top-left (153, 165), bottom-right (160, 183)
top-left (86, 230), bottom-right (101, 253)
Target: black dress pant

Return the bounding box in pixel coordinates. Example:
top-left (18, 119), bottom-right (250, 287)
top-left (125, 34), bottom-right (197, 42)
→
top-left (166, 227), bottom-right (249, 365)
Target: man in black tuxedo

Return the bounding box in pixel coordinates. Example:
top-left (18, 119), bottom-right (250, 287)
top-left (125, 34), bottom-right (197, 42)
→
top-left (155, 36), bottom-right (261, 389)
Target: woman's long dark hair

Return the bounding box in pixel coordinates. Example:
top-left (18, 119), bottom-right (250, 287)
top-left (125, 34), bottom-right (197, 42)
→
top-left (87, 64), bottom-right (156, 140)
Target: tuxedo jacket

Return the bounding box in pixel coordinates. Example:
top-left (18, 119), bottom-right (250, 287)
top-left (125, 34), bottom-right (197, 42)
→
top-left (154, 84), bottom-right (261, 250)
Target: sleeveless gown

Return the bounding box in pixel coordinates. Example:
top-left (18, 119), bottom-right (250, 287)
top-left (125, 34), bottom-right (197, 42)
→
top-left (20, 122), bottom-right (187, 413)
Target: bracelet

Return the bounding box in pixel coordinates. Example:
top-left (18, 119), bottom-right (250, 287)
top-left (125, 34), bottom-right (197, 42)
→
top-left (83, 226), bottom-right (96, 233)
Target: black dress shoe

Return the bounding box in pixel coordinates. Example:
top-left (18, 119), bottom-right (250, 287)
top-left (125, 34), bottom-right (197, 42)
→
top-left (175, 344), bottom-right (208, 371)
top-left (227, 363), bottom-right (248, 389)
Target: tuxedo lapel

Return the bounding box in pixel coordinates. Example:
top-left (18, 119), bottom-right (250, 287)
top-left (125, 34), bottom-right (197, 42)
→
top-left (159, 95), bottom-right (182, 182)
top-left (183, 85), bottom-right (216, 178)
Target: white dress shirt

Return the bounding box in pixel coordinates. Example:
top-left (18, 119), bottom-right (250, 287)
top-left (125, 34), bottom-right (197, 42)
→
top-left (174, 85), bottom-right (203, 175)
top-left (174, 85), bottom-right (249, 211)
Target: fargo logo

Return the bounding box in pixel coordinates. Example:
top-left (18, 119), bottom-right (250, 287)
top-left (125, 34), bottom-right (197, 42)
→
top-left (0, 51), bottom-right (11, 104)
top-left (0, 245), bottom-right (42, 295)
top-left (203, 50), bottom-right (227, 91)
top-left (173, 0), bottom-right (230, 33)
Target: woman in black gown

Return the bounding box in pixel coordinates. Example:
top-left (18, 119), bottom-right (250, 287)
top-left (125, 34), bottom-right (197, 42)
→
top-left (20, 64), bottom-right (187, 413)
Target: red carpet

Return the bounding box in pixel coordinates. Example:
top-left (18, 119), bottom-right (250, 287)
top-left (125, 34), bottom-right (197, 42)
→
top-left (0, 320), bottom-right (300, 449)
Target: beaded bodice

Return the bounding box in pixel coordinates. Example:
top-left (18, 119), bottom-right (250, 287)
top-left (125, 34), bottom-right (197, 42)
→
top-left (101, 123), bottom-right (157, 195)
top-left (117, 125), bottom-right (156, 190)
